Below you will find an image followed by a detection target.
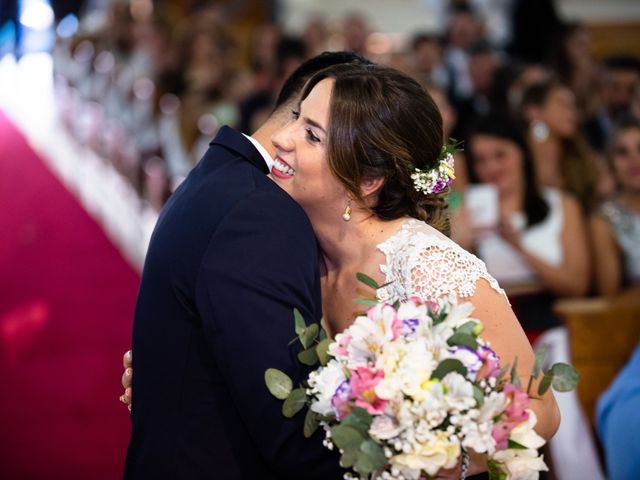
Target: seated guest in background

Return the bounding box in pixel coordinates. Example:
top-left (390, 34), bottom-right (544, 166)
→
top-left (522, 79), bottom-right (606, 213)
top-left (453, 114), bottom-right (602, 480)
top-left (597, 341), bottom-right (640, 480)
top-left (590, 117), bottom-right (640, 296)
top-left (454, 114), bottom-right (589, 342)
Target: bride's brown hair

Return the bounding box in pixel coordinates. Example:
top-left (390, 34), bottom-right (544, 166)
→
top-left (299, 63), bottom-right (450, 235)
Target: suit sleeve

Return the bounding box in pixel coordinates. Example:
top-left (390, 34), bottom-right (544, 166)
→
top-left (194, 188), bottom-right (343, 478)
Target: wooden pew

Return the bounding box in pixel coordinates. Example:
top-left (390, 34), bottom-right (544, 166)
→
top-left (554, 294), bottom-right (640, 426)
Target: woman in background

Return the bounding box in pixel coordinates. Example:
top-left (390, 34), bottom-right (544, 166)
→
top-left (522, 79), bottom-right (607, 213)
top-left (455, 114), bottom-right (603, 480)
top-left (454, 114), bottom-right (589, 342)
top-left (590, 117), bottom-right (640, 296)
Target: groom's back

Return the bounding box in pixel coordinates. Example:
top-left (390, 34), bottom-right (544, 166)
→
top-left (124, 127), bottom-right (333, 479)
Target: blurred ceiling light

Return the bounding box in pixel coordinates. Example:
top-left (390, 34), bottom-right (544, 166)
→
top-left (20, 0), bottom-right (54, 31)
top-left (367, 33), bottom-right (392, 56)
top-left (130, 0), bottom-right (154, 22)
top-left (56, 14), bottom-right (79, 38)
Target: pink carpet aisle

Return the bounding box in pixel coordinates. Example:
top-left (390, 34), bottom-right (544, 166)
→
top-left (0, 111), bottom-right (140, 479)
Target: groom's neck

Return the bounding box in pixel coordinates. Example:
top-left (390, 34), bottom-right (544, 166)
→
top-left (250, 110), bottom-right (289, 159)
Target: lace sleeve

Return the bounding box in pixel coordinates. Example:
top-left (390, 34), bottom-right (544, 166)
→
top-left (407, 242), bottom-right (508, 302)
top-left (376, 220), bottom-right (507, 304)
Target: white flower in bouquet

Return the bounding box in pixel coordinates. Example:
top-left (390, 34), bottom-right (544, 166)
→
top-left (441, 371), bottom-right (476, 411)
top-left (308, 359), bottom-right (347, 417)
top-left (492, 448), bottom-right (549, 480)
top-left (390, 430), bottom-right (461, 476)
top-left (509, 410), bottom-right (545, 450)
top-left (369, 414), bottom-right (403, 441)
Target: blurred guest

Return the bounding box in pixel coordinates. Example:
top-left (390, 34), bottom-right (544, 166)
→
top-left (584, 55), bottom-right (640, 152)
top-left (455, 114), bottom-right (590, 339)
top-left (240, 35), bottom-right (306, 134)
top-left (303, 17), bottom-right (329, 57)
top-left (507, 0), bottom-right (562, 64)
top-left (455, 115), bottom-right (602, 480)
top-left (522, 79), bottom-right (603, 213)
top-left (590, 117), bottom-right (640, 296)
top-left (451, 40), bottom-right (501, 140)
top-left (410, 33), bottom-right (450, 92)
top-left (342, 13), bottom-right (369, 56)
top-left (443, 3), bottom-right (484, 103)
top-left (597, 341), bottom-right (640, 480)
top-left (549, 23), bottom-right (601, 124)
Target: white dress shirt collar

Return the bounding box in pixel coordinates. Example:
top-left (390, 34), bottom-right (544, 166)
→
top-left (242, 133), bottom-right (274, 172)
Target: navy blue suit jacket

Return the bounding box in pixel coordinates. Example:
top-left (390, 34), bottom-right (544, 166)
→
top-left (124, 127), bottom-right (342, 479)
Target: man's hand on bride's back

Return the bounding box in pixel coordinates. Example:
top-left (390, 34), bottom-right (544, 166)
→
top-left (119, 350), bottom-right (133, 411)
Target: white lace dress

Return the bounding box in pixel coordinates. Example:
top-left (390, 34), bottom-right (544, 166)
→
top-left (375, 219), bottom-right (507, 304)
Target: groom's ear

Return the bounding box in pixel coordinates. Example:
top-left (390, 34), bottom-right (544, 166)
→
top-left (360, 177), bottom-right (385, 200)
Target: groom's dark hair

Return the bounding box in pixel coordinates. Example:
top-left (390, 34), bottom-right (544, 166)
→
top-left (273, 51), bottom-right (372, 111)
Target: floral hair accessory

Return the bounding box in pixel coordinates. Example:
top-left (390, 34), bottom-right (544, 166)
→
top-left (411, 139), bottom-right (462, 195)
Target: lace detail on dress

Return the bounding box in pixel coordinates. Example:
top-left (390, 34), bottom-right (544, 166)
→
top-left (376, 219), bottom-right (507, 304)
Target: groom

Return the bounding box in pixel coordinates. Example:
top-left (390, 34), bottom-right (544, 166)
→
top-left (124, 52), bottom-right (370, 479)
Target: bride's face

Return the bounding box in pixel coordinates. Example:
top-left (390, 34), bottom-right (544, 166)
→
top-left (270, 78), bottom-right (346, 215)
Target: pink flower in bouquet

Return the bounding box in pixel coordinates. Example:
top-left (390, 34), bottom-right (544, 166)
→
top-left (477, 346), bottom-right (501, 380)
top-left (492, 384), bottom-right (531, 450)
top-left (333, 334), bottom-right (352, 357)
top-left (350, 367), bottom-right (388, 415)
top-left (504, 383), bottom-right (530, 423)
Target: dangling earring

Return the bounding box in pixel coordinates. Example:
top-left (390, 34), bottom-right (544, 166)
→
top-left (342, 200), bottom-right (352, 221)
top-left (532, 120), bottom-right (549, 142)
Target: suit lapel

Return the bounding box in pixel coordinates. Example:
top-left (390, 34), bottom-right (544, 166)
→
top-left (209, 126), bottom-right (270, 174)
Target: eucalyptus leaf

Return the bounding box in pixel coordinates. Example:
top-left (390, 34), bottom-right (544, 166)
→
top-left (265, 368), bottom-right (293, 400)
top-left (303, 408), bottom-right (320, 438)
top-left (298, 347), bottom-right (319, 366)
top-left (456, 321), bottom-right (477, 336)
top-left (510, 357), bottom-right (521, 388)
top-left (282, 388), bottom-right (307, 418)
top-left (473, 384), bottom-right (485, 407)
top-left (354, 439), bottom-right (387, 475)
top-left (356, 272), bottom-right (380, 290)
top-left (431, 358), bottom-right (468, 380)
top-left (294, 308), bottom-right (306, 335)
top-left (331, 424), bottom-right (365, 452)
top-left (319, 318), bottom-right (328, 340)
top-left (550, 363), bottom-right (580, 392)
top-left (353, 298), bottom-right (379, 307)
top-left (532, 346), bottom-right (546, 379)
top-left (538, 371), bottom-right (553, 396)
top-left (299, 324), bottom-right (319, 349)
top-left (316, 338), bottom-right (332, 366)
top-left (339, 449), bottom-right (358, 468)
top-left (342, 407), bottom-right (373, 436)
top-left (496, 363), bottom-right (510, 382)
top-left (447, 332), bottom-right (478, 350)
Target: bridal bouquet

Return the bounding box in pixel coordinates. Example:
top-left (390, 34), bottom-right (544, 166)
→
top-left (265, 276), bottom-right (578, 480)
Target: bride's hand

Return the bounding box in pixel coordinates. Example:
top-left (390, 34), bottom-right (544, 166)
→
top-left (119, 350), bottom-right (133, 411)
top-left (433, 459), bottom-right (463, 480)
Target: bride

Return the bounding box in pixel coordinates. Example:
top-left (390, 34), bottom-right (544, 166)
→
top-left (123, 63), bottom-right (560, 477)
